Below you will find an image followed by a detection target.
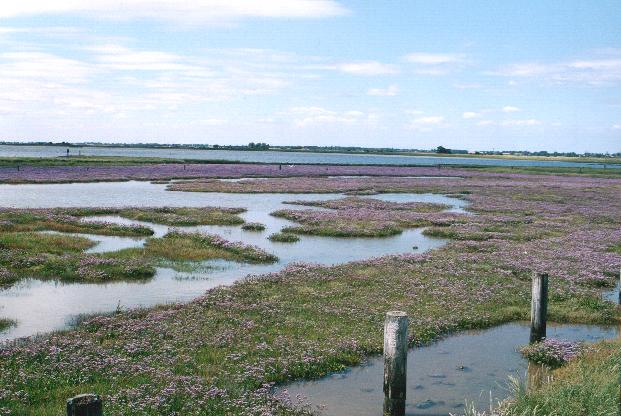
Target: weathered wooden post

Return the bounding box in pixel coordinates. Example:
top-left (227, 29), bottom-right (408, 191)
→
top-left (530, 272), bottom-right (548, 343)
top-left (383, 311), bottom-right (408, 416)
top-left (67, 394), bottom-right (102, 416)
top-left (617, 267), bottom-right (620, 305)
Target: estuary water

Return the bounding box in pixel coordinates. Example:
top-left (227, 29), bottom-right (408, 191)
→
top-left (1, 144), bottom-right (619, 169)
top-left (278, 322), bottom-right (618, 416)
top-left (0, 180), bottom-right (464, 341)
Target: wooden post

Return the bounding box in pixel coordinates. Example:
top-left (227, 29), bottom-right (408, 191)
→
top-left (67, 394), bottom-right (102, 416)
top-left (383, 311), bottom-right (408, 416)
top-left (617, 267), bottom-right (620, 305)
top-left (530, 272), bottom-right (548, 344)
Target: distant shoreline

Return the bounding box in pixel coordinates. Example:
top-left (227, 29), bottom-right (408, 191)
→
top-left (1, 142), bottom-right (620, 164)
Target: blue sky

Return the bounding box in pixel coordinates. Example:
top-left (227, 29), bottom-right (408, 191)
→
top-left (0, 1), bottom-right (620, 152)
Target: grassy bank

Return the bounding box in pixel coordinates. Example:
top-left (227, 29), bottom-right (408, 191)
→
top-left (499, 338), bottom-right (620, 415)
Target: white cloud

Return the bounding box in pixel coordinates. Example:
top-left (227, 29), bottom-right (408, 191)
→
top-left (0, 1), bottom-right (348, 23)
top-left (288, 106), bottom-right (369, 127)
top-left (367, 84), bottom-right (399, 96)
top-left (613, 124), bottom-right (621, 130)
top-left (502, 106), bottom-right (521, 113)
top-left (477, 120), bottom-right (495, 126)
top-left (335, 61), bottom-right (400, 76)
top-left (454, 82), bottom-right (481, 89)
top-left (462, 111), bottom-right (482, 119)
top-left (403, 52), bottom-right (467, 75)
top-left (0, 43), bottom-right (300, 120)
top-left (407, 115), bottom-right (446, 131)
top-left (197, 118), bottom-right (227, 126)
top-left (89, 44), bottom-right (199, 71)
top-left (492, 55), bottom-right (621, 85)
top-left (501, 119), bottom-right (542, 126)
top-left (404, 109), bottom-right (425, 116)
top-left (404, 53), bottom-right (464, 65)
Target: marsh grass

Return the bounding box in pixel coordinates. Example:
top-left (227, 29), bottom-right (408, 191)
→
top-left (0, 232), bottom-right (94, 253)
top-left (0, 209), bottom-right (153, 237)
top-left (0, 318), bottom-right (16, 332)
top-left (499, 338), bottom-right (621, 415)
top-left (116, 207), bottom-right (246, 226)
top-left (267, 232), bottom-right (300, 242)
top-left (241, 222), bottom-right (266, 231)
top-left (0, 207), bottom-right (261, 287)
top-left (113, 231), bottom-right (278, 264)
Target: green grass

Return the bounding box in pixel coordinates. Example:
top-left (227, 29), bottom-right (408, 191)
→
top-left (461, 165), bottom-right (621, 178)
top-left (241, 222), bottom-right (266, 231)
top-left (267, 232), bottom-right (300, 242)
top-left (499, 338), bottom-right (621, 416)
top-left (0, 207), bottom-right (269, 287)
top-left (0, 209), bottom-right (153, 237)
top-left (0, 318), bottom-right (16, 332)
top-left (0, 232), bottom-right (94, 253)
top-left (0, 232), bottom-right (154, 285)
top-left (114, 207), bottom-right (246, 226)
top-left (112, 231), bottom-right (278, 264)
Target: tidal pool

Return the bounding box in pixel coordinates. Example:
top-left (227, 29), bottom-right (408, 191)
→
top-left (0, 180), bottom-right (463, 341)
top-left (277, 322), bottom-right (619, 416)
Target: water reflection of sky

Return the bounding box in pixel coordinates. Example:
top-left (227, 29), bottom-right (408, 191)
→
top-left (279, 322), bottom-right (619, 416)
top-left (0, 180), bottom-right (464, 341)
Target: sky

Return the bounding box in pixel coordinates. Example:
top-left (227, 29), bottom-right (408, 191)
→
top-left (0, 1), bottom-right (620, 152)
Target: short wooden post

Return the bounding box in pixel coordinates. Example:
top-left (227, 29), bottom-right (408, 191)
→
top-left (383, 311), bottom-right (408, 416)
top-left (67, 394), bottom-right (102, 416)
top-left (530, 272), bottom-right (548, 343)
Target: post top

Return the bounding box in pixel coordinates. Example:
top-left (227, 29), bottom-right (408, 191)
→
top-left (386, 311), bottom-right (407, 317)
top-left (67, 394), bottom-right (100, 404)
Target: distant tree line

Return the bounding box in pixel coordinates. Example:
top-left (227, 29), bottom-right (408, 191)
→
top-left (0, 141), bottom-right (619, 158)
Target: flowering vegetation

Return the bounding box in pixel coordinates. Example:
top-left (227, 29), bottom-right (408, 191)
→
top-left (519, 339), bottom-right (587, 368)
top-left (284, 197), bottom-right (450, 212)
top-left (1, 163), bottom-right (468, 184)
top-left (139, 231), bottom-right (278, 263)
top-left (272, 197), bottom-right (460, 237)
top-left (0, 171), bottom-right (620, 414)
top-left (0, 208), bottom-right (153, 237)
top-left (0, 207), bottom-right (272, 287)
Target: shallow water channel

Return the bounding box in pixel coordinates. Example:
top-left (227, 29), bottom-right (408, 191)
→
top-left (0, 180), bottom-right (465, 341)
top-left (278, 322), bottom-right (619, 416)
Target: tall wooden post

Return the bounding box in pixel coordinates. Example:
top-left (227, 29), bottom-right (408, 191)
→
top-left (67, 394), bottom-right (102, 416)
top-left (383, 311), bottom-right (408, 416)
top-left (530, 272), bottom-right (548, 344)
